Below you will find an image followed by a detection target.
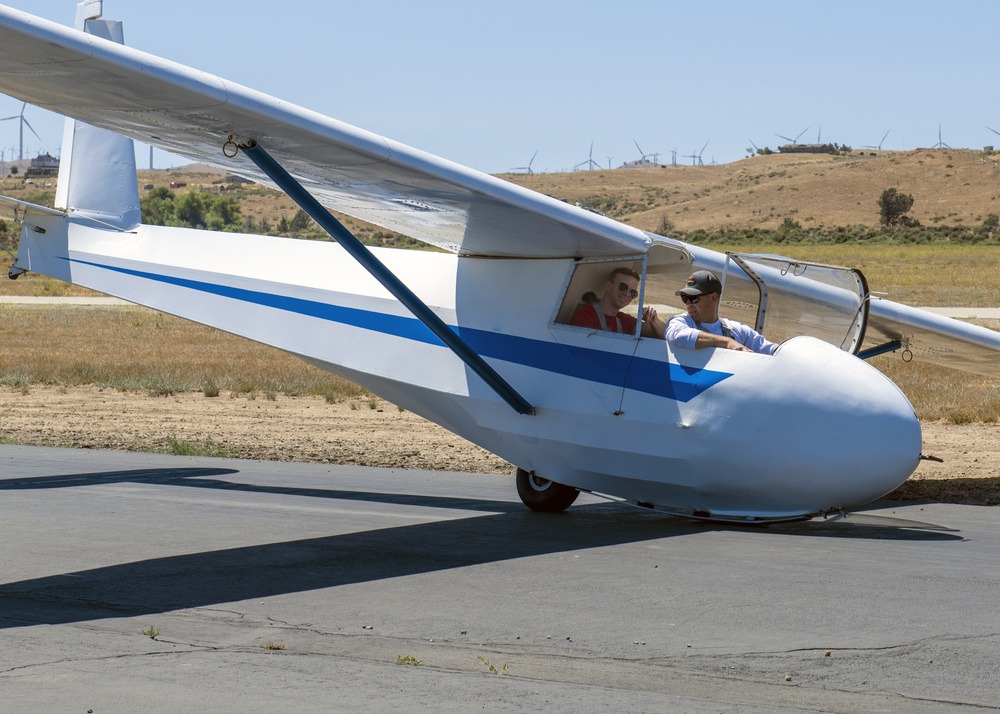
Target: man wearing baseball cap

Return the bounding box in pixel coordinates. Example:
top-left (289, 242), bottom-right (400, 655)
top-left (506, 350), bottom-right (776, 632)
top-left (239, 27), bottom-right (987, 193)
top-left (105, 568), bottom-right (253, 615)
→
top-left (665, 270), bottom-right (777, 355)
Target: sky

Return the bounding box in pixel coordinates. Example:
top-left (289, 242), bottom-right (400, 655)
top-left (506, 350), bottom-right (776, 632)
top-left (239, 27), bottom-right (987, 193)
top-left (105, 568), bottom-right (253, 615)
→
top-left (1, 0), bottom-right (998, 173)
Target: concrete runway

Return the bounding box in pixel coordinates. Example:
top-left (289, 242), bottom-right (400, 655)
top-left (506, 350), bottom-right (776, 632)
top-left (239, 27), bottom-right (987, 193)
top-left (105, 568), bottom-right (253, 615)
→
top-left (1, 445), bottom-right (998, 713)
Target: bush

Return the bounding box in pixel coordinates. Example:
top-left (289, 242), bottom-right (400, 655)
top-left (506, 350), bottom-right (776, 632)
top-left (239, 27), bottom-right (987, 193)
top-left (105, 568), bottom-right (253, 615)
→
top-left (878, 188), bottom-right (915, 227)
top-left (141, 188), bottom-right (243, 231)
top-left (979, 213), bottom-right (999, 237)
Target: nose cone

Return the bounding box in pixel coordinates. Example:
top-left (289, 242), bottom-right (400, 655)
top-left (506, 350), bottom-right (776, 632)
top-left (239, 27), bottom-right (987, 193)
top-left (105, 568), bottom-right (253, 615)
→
top-left (697, 337), bottom-right (921, 516)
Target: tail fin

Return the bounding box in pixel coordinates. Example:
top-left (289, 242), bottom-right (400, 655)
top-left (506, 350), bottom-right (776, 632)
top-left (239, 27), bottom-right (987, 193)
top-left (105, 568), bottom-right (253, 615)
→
top-left (54, 3), bottom-right (140, 230)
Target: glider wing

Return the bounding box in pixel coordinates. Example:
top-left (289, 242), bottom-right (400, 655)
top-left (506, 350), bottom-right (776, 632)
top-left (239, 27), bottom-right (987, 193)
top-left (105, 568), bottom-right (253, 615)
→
top-left (0, 6), bottom-right (649, 259)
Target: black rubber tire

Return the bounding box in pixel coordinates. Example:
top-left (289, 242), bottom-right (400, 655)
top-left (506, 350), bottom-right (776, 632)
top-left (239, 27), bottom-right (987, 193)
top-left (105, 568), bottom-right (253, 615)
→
top-left (515, 468), bottom-right (580, 513)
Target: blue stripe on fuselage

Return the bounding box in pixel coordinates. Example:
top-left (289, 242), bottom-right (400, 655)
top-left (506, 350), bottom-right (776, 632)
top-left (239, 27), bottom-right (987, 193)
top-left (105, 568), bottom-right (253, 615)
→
top-left (66, 258), bottom-right (730, 402)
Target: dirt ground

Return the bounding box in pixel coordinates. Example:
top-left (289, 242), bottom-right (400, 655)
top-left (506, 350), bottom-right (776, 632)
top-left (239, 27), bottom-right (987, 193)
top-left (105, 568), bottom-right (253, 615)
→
top-left (1, 385), bottom-right (998, 508)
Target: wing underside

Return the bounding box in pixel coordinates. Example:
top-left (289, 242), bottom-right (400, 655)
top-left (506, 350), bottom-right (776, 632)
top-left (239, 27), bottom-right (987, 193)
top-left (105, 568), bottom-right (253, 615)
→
top-left (865, 299), bottom-right (1000, 378)
top-left (0, 6), bottom-right (649, 259)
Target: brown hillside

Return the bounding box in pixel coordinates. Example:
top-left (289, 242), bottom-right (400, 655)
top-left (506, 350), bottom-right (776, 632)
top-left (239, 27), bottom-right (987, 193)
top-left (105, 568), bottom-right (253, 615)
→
top-left (501, 149), bottom-right (1000, 233)
top-left (132, 149), bottom-right (1000, 236)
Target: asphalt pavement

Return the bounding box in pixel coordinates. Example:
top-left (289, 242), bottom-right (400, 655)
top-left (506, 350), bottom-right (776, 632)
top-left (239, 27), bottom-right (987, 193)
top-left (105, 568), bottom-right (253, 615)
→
top-left (1, 444), bottom-right (998, 713)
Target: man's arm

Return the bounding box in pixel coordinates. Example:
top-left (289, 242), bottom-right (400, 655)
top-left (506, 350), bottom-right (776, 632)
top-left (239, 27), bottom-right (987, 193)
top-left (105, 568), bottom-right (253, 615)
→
top-left (664, 315), bottom-right (700, 349)
top-left (695, 331), bottom-right (752, 352)
top-left (730, 324), bottom-right (778, 355)
top-left (666, 315), bottom-right (753, 352)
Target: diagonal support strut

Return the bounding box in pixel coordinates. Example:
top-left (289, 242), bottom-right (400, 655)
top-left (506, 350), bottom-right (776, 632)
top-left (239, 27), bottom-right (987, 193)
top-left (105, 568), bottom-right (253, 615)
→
top-left (238, 140), bottom-right (534, 415)
top-left (856, 340), bottom-right (902, 360)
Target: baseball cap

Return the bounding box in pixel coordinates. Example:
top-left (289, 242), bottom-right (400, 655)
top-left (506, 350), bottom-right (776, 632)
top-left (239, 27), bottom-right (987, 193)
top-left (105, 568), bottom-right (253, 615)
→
top-left (675, 270), bottom-right (722, 297)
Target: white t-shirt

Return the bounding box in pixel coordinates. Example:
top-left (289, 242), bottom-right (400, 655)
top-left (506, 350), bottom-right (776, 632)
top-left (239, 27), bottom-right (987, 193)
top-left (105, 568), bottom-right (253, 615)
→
top-left (665, 314), bottom-right (777, 355)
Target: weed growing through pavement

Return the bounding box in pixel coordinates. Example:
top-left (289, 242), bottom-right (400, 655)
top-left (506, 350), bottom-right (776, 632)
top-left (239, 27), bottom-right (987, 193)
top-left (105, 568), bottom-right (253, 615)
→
top-left (477, 656), bottom-right (508, 675)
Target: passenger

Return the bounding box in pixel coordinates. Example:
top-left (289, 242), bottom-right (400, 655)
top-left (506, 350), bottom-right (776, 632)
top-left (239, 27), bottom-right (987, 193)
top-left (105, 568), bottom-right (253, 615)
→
top-left (665, 270), bottom-right (777, 355)
top-left (571, 267), bottom-right (665, 337)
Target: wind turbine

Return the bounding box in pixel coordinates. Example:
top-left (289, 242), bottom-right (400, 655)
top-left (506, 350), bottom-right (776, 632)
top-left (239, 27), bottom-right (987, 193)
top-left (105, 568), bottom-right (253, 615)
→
top-left (862, 130), bottom-right (890, 150)
top-left (695, 140), bottom-right (709, 166)
top-left (932, 123), bottom-right (950, 149)
top-left (574, 141), bottom-right (601, 171)
top-left (776, 127), bottom-right (809, 145)
top-left (510, 149), bottom-right (538, 174)
top-left (633, 140), bottom-right (655, 165)
top-left (0, 103), bottom-right (41, 161)
top-left (987, 126), bottom-right (1000, 138)
top-left (671, 147), bottom-right (678, 166)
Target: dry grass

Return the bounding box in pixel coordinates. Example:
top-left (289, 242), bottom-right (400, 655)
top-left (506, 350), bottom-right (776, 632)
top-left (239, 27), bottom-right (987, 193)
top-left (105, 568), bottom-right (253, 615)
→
top-left (873, 354), bottom-right (1000, 424)
top-left (0, 271), bottom-right (101, 297)
top-left (0, 305), bottom-right (366, 401)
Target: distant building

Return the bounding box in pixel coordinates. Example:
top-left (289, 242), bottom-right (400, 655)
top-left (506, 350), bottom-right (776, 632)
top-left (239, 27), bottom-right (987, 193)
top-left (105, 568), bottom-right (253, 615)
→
top-left (619, 159), bottom-right (659, 169)
top-left (778, 143), bottom-right (834, 154)
top-left (210, 174), bottom-right (254, 190)
top-left (25, 152), bottom-right (60, 176)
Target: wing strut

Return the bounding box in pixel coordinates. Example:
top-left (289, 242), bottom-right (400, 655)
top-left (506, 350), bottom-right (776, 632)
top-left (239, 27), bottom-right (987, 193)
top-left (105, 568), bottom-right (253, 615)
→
top-left (237, 140), bottom-right (535, 416)
top-left (857, 340), bottom-right (903, 360)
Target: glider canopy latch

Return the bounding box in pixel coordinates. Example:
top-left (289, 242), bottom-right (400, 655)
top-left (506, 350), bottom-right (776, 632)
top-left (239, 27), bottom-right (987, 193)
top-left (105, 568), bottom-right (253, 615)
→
top-left (235, 140), bottom-right (535, 416)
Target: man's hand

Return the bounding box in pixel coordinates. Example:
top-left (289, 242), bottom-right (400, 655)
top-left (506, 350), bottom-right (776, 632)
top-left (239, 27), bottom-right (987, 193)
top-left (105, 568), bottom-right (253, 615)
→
top-left (641, 306), bottom-right (666, 339)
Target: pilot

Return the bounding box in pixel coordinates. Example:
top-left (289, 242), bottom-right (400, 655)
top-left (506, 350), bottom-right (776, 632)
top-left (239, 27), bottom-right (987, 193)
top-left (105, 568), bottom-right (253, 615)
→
top-left (665, 270), bottom-right (777, 355)
top-left (571, 267), bottom-right (665, 337)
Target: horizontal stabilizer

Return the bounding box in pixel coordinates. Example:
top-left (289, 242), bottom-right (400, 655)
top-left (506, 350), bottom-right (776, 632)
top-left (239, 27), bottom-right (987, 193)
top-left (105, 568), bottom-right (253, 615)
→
top-left (0, 195), bottom-right (66, 219)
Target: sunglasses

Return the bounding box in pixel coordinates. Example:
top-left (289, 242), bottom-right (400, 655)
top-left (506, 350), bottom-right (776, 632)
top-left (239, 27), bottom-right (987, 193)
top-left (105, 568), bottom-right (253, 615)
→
top-left (680, 294), bottom-right (703, 304)
top-left (616, 282), bottom-right (639, 299)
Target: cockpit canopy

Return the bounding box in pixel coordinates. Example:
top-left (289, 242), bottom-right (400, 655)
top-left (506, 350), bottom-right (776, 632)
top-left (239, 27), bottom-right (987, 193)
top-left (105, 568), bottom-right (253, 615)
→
top-left (555, 240), bottom-right (869, 355)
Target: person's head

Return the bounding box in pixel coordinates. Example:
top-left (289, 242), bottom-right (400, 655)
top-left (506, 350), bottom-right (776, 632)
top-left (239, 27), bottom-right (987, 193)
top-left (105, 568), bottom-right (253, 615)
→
top-left (604, 267), bottom-right (641, 312)
top-left (675, 270), bottom-right (722, 322)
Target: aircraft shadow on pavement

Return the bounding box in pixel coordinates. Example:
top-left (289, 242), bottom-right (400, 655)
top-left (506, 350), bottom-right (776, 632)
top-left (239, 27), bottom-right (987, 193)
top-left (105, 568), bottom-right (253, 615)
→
top-left (0, 466), bottom-right (963, 630)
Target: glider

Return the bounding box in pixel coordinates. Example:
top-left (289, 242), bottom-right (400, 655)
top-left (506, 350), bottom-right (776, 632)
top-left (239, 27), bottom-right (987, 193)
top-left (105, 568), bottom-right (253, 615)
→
top-left (0, 2), bottom-right (997, 522)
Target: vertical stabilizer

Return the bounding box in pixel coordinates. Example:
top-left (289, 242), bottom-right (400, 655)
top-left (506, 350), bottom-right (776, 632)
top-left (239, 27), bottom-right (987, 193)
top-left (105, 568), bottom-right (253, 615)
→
top-left (54, 3), bottom-right (141, 230)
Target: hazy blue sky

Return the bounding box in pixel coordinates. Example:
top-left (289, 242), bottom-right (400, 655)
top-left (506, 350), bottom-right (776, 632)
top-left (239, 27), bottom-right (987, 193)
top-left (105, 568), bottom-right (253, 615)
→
top-left (1, 1), bottom-right (997, 173)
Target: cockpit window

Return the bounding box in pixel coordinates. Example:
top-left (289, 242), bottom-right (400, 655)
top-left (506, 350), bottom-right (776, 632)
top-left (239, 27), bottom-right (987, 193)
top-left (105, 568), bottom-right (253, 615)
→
top-left (555, 258), bottom-right (646, 335)
top-left (722, 253), bottom-right (869, 353)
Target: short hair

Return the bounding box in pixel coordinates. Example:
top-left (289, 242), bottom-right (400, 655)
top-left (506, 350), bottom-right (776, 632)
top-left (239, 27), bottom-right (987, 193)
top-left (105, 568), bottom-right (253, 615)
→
top-left (608, 266), bottom-right (640, 283)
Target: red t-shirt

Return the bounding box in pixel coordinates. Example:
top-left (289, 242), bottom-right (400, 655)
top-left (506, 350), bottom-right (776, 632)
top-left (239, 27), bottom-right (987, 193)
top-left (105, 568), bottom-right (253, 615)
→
top-left (570, 303), bottom-right (638, 334)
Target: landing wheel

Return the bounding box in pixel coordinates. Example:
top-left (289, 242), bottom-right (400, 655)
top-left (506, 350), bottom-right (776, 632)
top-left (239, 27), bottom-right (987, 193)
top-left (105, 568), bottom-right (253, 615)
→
top-left (516, 468), bottom-right (580, 513)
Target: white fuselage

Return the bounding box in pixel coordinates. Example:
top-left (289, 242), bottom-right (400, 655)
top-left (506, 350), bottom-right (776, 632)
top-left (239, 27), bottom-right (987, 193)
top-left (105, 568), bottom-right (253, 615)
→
top-left (15, 217), bottom-right (921, 520)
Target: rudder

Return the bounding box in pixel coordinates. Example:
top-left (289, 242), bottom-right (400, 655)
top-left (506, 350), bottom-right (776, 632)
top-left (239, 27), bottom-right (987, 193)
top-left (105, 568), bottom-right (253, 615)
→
top-left (54, 2), bottom-right (140, 230)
